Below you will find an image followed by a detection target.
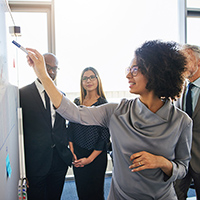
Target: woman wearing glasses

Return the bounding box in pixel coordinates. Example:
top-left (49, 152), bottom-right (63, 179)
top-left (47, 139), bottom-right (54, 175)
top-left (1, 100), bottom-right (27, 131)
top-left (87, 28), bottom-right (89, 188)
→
top-left (67, 67), bottom-right (110, 200)
top-left (27, 40), bottom-right (192, 200)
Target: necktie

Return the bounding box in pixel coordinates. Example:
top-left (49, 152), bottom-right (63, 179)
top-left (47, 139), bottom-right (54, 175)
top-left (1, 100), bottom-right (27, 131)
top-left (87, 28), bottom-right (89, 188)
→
top-left (186, 83), bottom-right (194, 118)
top-left (44, 91), bottom-right (52, 124)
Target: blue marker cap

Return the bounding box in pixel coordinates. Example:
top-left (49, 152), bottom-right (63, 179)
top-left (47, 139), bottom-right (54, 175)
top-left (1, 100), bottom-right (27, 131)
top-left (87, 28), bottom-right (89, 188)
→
top-left (12, 40), bottom-right (20, 48)
top-left (12, 40), bottom-right (28, 54)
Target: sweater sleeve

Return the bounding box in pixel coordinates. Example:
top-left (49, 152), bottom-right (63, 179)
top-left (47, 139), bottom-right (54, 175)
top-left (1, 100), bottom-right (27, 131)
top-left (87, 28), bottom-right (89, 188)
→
top-left (164, 119), bottom-right (193, 182)
top-left (56, 95), bottom-right (118, 128)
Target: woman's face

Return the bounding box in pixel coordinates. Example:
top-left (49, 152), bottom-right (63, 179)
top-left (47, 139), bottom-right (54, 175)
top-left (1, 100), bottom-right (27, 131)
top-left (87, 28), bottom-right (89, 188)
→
top-left (126, 58), bottom-right (148, 96)
top-left (82, 70), bottom-right (98, 92)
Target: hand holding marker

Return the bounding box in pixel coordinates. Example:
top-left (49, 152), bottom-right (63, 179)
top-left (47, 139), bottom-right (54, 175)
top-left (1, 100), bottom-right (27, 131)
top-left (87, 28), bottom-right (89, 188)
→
top-left (12, 40), bottom-right (28, 54)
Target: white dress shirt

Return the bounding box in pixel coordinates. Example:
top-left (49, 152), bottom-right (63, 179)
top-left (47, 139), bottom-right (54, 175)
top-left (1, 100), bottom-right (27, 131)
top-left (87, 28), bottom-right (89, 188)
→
top-left (35, 79), bottom-right (56, 127)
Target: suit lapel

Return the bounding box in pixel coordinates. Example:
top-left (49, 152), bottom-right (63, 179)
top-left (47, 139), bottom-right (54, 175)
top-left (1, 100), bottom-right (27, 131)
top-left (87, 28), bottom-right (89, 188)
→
top-left (30, 82), bottom-right (52, 126)
top-left (53, 112), bottom-right (60, 128)
top-left (193, 95), bottom-right (200, 118)
top-left (30, 83), bottom-right (44, 110)
top-left (181, 81), bottom-right (200, 118)
top-left (53, 91), bottom-right (66, 128)
top-left (176, 83), bottom-right (186, 110)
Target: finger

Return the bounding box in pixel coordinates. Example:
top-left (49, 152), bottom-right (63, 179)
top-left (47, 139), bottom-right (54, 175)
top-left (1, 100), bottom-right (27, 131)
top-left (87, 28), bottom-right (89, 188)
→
top-left (27, 49), bottom-right (44, 66)
top-left (73, 160), bottom-right (82, 164)
top-left (131, 165), bottom-right (145, 172)
top-left (27, 51), bottom-right (38, 64)
top-left (129, 160), bottom-right (143, 169)
top-left (130, 153), bottom-right (142, 161)
top-left (73, 155), bottom-right (77, 160)
top-left (73, 161), bottom-right (81, 166)
top-left (74, 163), bottom-right (84, 168)
top-left (26, 57), bottom-right (34, 67)
top-left (26, 48), bottom-right (42, 58)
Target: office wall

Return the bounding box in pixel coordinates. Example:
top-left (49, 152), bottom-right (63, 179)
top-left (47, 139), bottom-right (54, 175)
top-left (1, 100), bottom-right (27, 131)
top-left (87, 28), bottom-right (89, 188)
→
top-left (0, 0), bottom-right (20, 199)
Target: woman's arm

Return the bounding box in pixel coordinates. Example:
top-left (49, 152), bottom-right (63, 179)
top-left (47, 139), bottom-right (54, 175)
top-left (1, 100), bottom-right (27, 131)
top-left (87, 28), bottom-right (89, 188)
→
top-left (27, 48), bottom-right (117, 127)
top-left (73, 150), bottom-right (102, 167)
top-left (129, 151), bottom-right (173, 177)
top-left (69, 141), bottom-right (77, 161)
top-left (26, 48), bottom-right (62, 108)
top-left (129, 119), bottom-right (192, 180)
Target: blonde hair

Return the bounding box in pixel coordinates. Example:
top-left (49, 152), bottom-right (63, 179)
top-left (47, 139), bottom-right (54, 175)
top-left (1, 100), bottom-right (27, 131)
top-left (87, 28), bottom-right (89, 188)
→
top-left (79, 67), bottom-right (106, 104)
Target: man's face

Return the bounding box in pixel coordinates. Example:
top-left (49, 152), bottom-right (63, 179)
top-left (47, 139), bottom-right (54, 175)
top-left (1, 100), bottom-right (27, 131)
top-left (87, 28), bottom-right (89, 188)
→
top-left (46, 63), bottom-right (58, 81)
top-left (183, 49), bottom-right (199, 80)
top-left (44, 55), bottom-right (58, 81)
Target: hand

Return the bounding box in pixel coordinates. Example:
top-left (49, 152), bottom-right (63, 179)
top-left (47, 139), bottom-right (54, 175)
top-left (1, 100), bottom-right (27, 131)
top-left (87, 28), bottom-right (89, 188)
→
top-left (129, 151), bottom-right (162, 172)
top-left (72, 153), bottom-right (77, 162)
top-left (26, 48), bottom-right (48, 80)
top-left (73, 157), bottom-right (92, 168)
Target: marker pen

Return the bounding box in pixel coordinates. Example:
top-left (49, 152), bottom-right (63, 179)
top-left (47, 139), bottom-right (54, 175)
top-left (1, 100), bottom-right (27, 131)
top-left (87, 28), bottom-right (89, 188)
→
top-left (12, 40), bottom-right (28, 55)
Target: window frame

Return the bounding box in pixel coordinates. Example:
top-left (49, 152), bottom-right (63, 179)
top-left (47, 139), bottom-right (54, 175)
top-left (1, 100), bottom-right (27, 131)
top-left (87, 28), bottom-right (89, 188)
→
top-left (186, 4), bottom-right (200, 44)
top-left (8, 0), bottom-right (56, 54)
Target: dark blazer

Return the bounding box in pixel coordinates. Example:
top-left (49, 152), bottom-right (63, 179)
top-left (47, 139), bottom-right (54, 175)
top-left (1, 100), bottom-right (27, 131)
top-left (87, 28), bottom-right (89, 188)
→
top-left (19, 82), bottom-right (72, 177)
top-left (175, 83), bottom-right (200, 173)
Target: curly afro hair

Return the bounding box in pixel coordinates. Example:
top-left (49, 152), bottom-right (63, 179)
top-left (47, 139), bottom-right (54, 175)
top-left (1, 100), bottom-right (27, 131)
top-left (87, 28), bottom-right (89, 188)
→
top-left (135, 40), bottom-right (187, 101)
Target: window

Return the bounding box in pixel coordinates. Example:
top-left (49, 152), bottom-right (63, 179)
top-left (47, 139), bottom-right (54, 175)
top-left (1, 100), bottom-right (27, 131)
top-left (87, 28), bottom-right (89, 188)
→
top-left (187, 16), bottom-right (200, 45)
top-left (186, 0), bottom-right (200, 45)
top-left (54, 0), bottom-right (180, 101)
top-left (8, 1), bottom-right (54, 88)
top-left (187, 0), bottom-right (200, 9)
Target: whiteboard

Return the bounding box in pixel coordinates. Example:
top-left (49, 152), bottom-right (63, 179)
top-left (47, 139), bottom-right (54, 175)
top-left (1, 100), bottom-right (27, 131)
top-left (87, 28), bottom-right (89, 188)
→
top-left (0, 0), bottom-right (20, 199)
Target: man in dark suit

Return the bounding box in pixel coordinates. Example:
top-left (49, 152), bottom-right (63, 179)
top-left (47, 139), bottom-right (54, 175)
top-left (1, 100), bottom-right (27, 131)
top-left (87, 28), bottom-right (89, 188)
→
top-left (174, 44), bottom-right (200, 200)
top-left (20, 53), bottom-right (72, 200)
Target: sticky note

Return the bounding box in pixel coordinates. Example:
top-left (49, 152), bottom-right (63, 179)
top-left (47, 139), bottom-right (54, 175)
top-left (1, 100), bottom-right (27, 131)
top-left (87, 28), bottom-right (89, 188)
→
top-left (6, 154), bottom-right (12, 178)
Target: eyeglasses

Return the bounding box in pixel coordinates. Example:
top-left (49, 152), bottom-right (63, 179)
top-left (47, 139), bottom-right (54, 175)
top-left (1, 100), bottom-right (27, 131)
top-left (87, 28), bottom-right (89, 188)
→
top-left (125, 65), bottom-right (139, 77)
top-left (46, 64), bottom-right (59, 72)
top-left (82, 75), bottom-right (97, 82)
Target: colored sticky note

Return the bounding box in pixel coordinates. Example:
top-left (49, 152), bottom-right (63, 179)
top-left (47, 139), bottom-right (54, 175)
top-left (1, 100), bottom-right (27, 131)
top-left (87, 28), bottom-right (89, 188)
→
top-left (6, 154), bottom-right (12, 178)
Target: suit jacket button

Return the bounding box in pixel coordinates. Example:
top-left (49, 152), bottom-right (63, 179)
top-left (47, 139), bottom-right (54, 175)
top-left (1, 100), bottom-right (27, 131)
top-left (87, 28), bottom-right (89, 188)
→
top-left (51, 144), bottom-right (56, 148)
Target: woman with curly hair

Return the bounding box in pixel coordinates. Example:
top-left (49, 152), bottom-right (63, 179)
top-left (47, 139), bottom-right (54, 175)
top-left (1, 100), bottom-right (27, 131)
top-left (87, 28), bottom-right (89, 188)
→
top-left (26, 40), bottom-right (192, 200)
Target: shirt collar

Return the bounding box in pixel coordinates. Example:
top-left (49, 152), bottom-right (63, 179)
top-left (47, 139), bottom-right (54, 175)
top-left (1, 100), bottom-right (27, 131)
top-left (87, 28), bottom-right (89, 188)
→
top-left (192, 77), bottom-right (200, 89)
top-left (35, 79), bottom-right (45, 94)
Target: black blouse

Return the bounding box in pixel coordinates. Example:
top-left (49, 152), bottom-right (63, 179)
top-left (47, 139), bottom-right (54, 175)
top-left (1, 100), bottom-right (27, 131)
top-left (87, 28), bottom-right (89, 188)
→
top-left (67, 97), bottom-right (110, 151)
